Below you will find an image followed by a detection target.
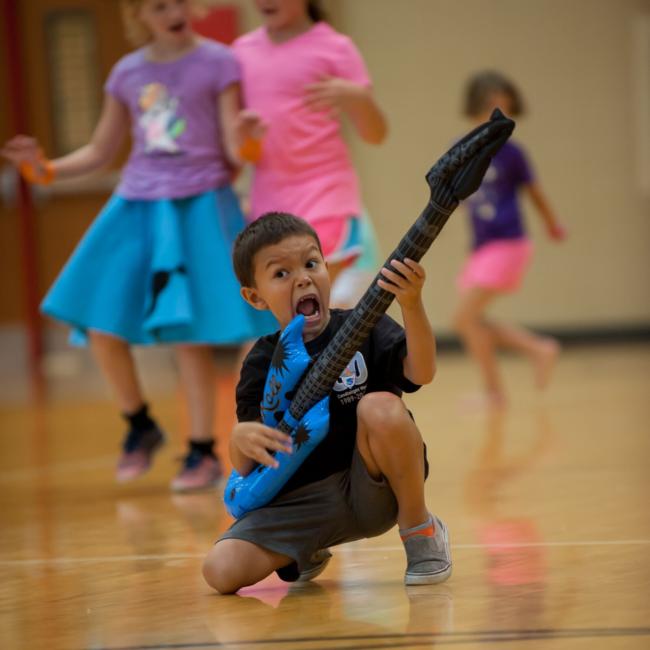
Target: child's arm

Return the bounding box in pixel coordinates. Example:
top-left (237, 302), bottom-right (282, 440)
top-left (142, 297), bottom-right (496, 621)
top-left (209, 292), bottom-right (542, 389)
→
top-left (377, 259), bottom-right (437, 385)
top-left (525, 182), bottom-right (567, 241)
top-left (1, 95), bottom-right (129, 180)
top-left (303, 75), bottom-right (388, 145)
top-left (230, 418), bottom-right (294, 476)
top-left (218, 84), bottom-right (267, 167)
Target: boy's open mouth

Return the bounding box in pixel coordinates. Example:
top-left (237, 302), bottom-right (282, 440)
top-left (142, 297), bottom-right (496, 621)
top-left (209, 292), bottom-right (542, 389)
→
top-left (169, 21), bottom-right (187, 33)
top-left (295, 294), bottom-right (321, 322)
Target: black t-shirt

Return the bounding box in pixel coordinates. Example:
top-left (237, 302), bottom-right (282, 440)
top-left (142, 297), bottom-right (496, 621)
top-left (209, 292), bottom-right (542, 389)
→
top-left (236, 309), bottom-right (421, 494)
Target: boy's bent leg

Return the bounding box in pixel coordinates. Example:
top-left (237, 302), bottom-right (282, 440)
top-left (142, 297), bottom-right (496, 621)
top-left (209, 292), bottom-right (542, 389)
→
top-left (356, 392), bottom-right (428, 531)
top-left (356, 392), bottom-right (452, 585)
top-left (203, 539), bottom-right (294, 594)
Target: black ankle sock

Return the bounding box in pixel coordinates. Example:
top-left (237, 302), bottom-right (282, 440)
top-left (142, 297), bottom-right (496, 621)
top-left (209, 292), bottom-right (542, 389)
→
top-left (123, 404), bottom-right (156, 432)
top-left (190, 440), bottom-right (216, 458)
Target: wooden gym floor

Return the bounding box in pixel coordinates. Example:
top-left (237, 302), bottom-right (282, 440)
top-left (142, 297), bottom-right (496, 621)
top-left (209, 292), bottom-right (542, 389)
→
top-left (1, 343), bottom-right (649, 650)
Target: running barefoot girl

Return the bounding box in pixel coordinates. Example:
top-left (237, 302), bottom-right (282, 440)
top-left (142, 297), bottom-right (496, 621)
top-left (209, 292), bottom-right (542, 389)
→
top-left (232, 0), bottom-right (388, 289)
top-left (453, 72), bottom-right (567, 408)
top-left (2, 0), bottom-right (274, 490)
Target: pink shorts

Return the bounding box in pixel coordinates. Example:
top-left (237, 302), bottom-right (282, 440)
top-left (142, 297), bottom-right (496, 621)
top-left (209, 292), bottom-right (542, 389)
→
top-left (457, 238), bottom-right (533, 293)
top-left (312, 216), bottom-right (363, 265)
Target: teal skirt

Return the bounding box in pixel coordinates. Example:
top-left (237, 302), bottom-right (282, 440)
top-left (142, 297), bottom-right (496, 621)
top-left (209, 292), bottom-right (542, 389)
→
top-left (41, 187), bottom-right (278, 345)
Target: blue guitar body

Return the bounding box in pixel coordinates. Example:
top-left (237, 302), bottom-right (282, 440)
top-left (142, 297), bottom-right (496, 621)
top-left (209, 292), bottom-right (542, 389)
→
top-left (224, 315), bottom-right (331, 519)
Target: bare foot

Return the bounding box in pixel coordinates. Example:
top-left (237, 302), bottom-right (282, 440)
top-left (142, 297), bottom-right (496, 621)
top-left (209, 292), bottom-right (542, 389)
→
top-left (534, 339), bottom-right (560, 390)
top-left (459, 391), bottom-right (507, 414)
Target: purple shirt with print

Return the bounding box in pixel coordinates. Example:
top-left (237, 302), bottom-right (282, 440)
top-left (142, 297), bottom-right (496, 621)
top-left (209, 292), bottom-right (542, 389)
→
top-left (105, 41), bottom-right (239, 200)
top-left (464, 140), bottom-right (534, 249)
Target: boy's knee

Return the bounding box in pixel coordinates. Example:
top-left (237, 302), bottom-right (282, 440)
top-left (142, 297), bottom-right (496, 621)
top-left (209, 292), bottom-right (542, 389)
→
top-left (202, 547), bottom-right (241, 595)
top-left (358, 392), bottom-right (407, 436)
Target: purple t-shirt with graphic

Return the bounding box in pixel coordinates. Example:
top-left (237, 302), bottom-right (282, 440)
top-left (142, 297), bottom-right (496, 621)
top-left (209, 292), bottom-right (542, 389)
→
top-left (105, 41), bottom-right (239, 200)
top-left (464, 140), bottom-right (534, 249)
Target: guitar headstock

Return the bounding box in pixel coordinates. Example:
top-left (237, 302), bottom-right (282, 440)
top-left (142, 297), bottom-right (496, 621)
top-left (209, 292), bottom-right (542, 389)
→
top-left (425, 108), bottom-right (515, 207)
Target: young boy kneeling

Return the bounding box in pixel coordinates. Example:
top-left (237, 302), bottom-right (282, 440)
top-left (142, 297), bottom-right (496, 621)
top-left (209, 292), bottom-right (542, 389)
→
top-left (203, 213), bottom-right (451, 593)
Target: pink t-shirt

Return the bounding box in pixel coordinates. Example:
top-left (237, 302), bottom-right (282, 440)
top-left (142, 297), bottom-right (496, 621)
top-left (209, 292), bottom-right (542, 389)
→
top-left (233, 23), bottom-right (372, 223)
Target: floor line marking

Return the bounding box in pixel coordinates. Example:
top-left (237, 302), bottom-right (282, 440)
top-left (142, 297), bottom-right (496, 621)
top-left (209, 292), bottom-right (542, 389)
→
top-left (0, 455), bottom-right (119, 482)
top-left (314, 629), bottom-right (650, 650)
top-left (2, 540), bottom-right (649, 566)
top-left (340, 540), bottom-right (650, 552)
top-left (67, 627), bottom-right (650, 650)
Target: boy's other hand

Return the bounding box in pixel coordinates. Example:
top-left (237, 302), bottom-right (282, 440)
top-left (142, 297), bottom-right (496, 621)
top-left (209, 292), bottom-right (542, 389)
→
top-left (378, 258), bottom-right (426, 310)
top-left (232, 421), bottom-right (293, 470)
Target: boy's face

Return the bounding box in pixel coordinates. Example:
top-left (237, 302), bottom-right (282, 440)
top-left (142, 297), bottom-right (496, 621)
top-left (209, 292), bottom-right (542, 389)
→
top-left (242, 235), bottom-right (331, 342)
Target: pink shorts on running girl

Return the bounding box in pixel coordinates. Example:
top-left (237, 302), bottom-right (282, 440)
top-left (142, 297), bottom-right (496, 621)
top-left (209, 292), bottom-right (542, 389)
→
top-left (457, 238), bottom-right (533, 293)
top-left (315, 216), bottom-right (363, 265)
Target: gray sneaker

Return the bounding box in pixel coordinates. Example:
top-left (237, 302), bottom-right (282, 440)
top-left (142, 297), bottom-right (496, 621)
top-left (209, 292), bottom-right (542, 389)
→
top-left (403, 515), bottom-right (452, 586)
top-left (298, 549), bottom-right (332, 582)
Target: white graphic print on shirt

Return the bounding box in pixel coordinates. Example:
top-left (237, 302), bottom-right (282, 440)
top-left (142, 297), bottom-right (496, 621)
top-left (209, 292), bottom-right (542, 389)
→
top-left (334, 351), bottom-right (368, 405)
top-left (138, 83), bottom-right (187, 155)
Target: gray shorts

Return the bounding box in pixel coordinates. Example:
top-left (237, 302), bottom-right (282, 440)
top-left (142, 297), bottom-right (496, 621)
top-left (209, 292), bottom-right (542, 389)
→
top-left (218, 443), bottom-right (428, 582)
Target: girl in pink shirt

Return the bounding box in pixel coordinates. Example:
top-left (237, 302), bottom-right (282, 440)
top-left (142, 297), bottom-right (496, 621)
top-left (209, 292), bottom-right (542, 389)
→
top-left (233, 0), bottom-right (387, 284)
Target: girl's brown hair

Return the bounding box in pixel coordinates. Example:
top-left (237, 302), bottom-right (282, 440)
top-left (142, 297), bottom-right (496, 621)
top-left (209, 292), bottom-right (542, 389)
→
top-left (464, 71), bottom-right (525, 118)
top-left (120, 0), bottom-right (206, 47)
top-left (307, 0), bottom-right (327, 23)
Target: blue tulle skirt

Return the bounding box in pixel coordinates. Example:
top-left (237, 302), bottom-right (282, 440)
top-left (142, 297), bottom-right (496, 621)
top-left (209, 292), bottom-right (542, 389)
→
top-left (41, 187), bottom-right (278, 345)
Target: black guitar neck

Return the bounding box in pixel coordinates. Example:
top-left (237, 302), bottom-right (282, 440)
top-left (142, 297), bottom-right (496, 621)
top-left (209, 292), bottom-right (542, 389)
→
top-left (277, 109), bottom-right (515, 432)
top-left (279, 201), bottom-right (452, 431)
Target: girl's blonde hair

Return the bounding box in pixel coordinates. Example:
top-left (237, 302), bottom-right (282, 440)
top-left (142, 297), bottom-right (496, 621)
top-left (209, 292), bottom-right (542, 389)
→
top-left (120, 0), bottom-right (206, 47)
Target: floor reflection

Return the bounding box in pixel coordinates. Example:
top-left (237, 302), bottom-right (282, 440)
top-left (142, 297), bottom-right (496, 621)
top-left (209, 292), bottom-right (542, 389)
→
top-left (171, 490), bottom-right (234, 538)
top-left (464, 409), bottom-right (558, 627)
top-left (116, 489), bottom-right (233, 562)
top-left (204, 580), bottom-right (454, 648)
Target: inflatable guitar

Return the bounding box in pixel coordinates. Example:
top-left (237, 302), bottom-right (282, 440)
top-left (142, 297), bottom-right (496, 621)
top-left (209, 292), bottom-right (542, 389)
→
top-left (224, 109), bottom-right (515, 518)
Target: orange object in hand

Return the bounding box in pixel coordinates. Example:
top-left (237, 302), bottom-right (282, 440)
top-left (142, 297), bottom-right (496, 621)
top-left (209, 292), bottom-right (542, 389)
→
top-left (238, 137), bottom-right (262, 164)
top-left (19, 150), bottom-right (56, 185)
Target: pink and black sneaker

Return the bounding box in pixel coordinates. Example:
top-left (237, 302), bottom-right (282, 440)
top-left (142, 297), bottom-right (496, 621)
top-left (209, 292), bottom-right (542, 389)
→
top-left (116, 426), bottom-right (166, 483)
top-left (171, 449), bottom-right (223, 492)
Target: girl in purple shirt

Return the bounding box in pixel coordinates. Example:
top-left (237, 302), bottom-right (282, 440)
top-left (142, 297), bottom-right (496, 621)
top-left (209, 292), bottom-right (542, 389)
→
top-left (453, 72), bottom-right (567, 409)
top-left (2, 0), bottom-right (275, 489)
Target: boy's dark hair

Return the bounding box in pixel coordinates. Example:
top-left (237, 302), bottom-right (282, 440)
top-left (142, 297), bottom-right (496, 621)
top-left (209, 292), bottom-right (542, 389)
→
top-left (464, 71), bottom-right (525, 117)
top-left (233, 212), bottom-right (323, 288)
top-left (307, 0), bottom-right (327, 22)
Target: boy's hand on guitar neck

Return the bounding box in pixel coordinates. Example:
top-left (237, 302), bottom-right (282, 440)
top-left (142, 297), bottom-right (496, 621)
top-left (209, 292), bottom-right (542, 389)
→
top-left (377, 258), bottom-right (426, 311)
